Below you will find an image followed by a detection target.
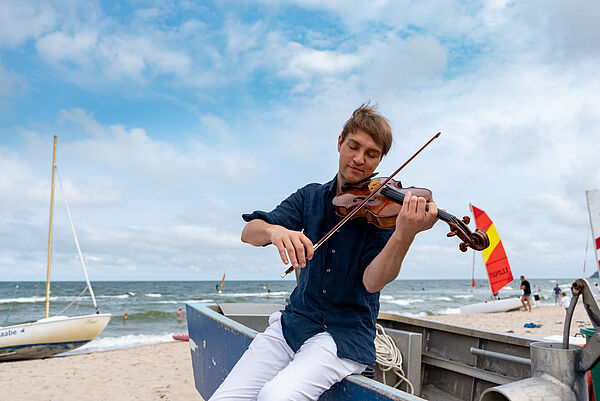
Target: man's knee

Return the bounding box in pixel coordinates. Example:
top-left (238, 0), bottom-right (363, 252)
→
top-left (257, 379), bottom-right (295, 401)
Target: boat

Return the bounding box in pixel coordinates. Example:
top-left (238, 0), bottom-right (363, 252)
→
top-left (172, 332), bottom-right (189, 341)
top-left (460, 205), bottom-right (522, 314)
top-left (185, 285), bottom-right (600, 401)
top-left (586, 189), bottom-right (600, 274)
top-left (0, 136), bottom-right (111, 361)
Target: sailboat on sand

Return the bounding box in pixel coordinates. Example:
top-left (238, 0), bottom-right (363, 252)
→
top-left (586, 189), bottom-right (600, 276)
top-left (460, 204), bottom-right (523, 314)
top-left (0, 136), bottom-right (111, 361)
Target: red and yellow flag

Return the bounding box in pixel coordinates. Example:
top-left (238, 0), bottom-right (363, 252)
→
top-left (470, 204), bottom-right (513, 294)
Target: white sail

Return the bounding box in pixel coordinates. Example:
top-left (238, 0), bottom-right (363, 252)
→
top-left (586, 189), bottom-right (600, 274)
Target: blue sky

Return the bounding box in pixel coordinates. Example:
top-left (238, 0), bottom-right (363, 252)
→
top-left (1, 0), bottom-right (599, 282)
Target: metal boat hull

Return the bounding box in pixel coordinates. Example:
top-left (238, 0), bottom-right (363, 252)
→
top-left (187, 303), bottom-right (423, 401)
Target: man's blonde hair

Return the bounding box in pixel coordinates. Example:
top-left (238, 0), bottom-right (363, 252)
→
top-left (341, 103), bottom-right (392, 157)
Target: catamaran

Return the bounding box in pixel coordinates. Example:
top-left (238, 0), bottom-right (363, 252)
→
top-left (0, 136), bottom-right (111, 361)
top-left (460, 204), bottom-right (522, 314)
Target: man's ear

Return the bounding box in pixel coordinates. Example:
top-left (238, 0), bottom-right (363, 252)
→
top-left (337, 134), bottom-right (342, 152)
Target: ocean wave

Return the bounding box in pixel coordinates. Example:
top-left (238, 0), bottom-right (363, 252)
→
top-left (217, 291), bottom-right (288, 298)
top-left (123, 310), bottom-right (176, 321)
top-left (144, 293), bottom-right (162, 297)
top-left (154, 299), bottom-right (213, 304)
top-left (382, 298), bottom-right (425, 306)
top-left (433, 296), bottom-right (452, 301)
top-left (98, 294), bottom-right (130, 299)
top-left (57, 333), bottom-right (174, 356)
top-left (0, 296), bottom-right (86, 304)
top-left (452, 294), bottom-right (474, 299)
top-left (397, 311), bottom-right (429, 318)
top-left (435, 307), bottom-right (461, 315)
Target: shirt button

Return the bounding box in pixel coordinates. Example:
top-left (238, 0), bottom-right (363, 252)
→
top-left (326, 268), bottom-right (331, 273)
top-left (323, 324), bottom-right (328, 329)
top-left (331, 249), bottom-right (336, 254)
top-left (322, 289), bottom-right (327, 294)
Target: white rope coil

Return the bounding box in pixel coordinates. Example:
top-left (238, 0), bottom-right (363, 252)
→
top-left (374, 323), bottom-right (414, 394)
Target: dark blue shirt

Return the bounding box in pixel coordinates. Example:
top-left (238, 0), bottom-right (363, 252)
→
top-left (242, 176), bottom-right (393, 365)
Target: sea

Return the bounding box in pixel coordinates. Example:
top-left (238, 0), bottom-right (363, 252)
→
top-left (0, 278), bottom-right (580, 356)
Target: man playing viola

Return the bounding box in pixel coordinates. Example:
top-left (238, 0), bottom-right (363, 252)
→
top-left (209, 104), bottom-right (438, 400)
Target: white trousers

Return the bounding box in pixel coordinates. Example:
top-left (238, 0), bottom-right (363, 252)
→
top-left (208, 312), bottom-right (366, 401)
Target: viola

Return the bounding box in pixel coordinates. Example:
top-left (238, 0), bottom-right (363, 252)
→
top-left (332, 177), bottom-right (490, 252)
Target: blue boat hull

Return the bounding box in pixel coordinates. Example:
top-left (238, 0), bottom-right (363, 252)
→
top-left (186, 303), bottom-right (422, 401)
top-left (0, 340), bottom-right (89, 360)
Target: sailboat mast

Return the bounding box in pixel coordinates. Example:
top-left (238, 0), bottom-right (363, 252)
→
top-left (45, 135), bottom-right (57, 319)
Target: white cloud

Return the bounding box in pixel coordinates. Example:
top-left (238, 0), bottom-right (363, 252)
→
top-left (35, 30), bottom-right (97, 65)
top-left (35, 30), bottom-right (192, 82)
top-left (59, 108), bottom-right (265, 184)
top-left (0, 1), bottom-right (57, 47)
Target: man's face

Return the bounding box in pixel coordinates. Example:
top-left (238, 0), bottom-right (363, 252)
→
top-left (337, 129), bottom-right (383, 187)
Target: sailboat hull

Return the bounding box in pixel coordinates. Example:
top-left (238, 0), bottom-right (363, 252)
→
top-left (460, 297), bottom-right (524, 314)
top-left (0, 313), bottom-right (112, 361)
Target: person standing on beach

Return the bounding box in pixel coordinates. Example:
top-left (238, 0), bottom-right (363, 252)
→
top-left (520, 275), bottom-right (532, 312)
top-left (560, 291), bottom-right (571, 312)
top-left (208, 104), bottom-right (438, 401)
top-left (553, 284), bottom-right (561, 305)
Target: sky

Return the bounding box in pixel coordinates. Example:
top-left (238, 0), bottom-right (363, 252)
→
top-left (0, 0), bottom-right (599, 282)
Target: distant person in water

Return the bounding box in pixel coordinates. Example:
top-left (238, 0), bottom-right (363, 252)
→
top-left (177, 307), bottom-right (183, 322)
top-left (520, 275), bottom-right (532, 312)
top-left (266, 284), bottom-right (271, 294)
top-left (216, 283), bottom-right (220, 292)
top-left (123, 312), bottom-right (128, 321)
top-left (553, 284), bottom-right (561, 305)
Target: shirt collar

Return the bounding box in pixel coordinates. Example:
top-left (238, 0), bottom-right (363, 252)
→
top-left (326, 175), bottom-right (338, 195)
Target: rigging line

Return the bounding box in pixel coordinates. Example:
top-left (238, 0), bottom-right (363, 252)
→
top-left (55, 166), bottom-right (100, 314)
top-left (3, 284), bottom-right (19, 325)
top-left (55, 286), bottom-right (88, 316)
top-left (583, 227), bottom-right (591, 273)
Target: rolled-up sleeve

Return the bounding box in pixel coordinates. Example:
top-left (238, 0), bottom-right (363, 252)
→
top-left (242, 186), bottom-right (306, 232)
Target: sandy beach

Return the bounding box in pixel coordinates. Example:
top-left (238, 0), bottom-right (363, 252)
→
top-left (425, 304), bottom-right (594, 340)
top-left (0, 341), bottom-right (203, 401)
top-left (0, 305), bottom-right (593, 401)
